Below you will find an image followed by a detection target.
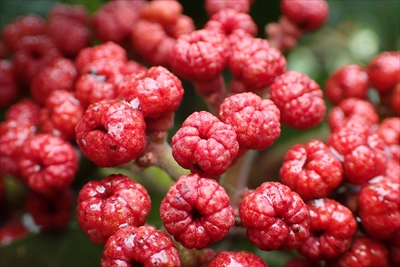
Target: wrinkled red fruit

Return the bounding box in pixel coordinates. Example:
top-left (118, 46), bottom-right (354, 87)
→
top-left (206, 250), bottom-right (268, 267)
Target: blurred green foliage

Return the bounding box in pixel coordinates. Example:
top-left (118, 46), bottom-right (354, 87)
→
top-left (0, 0), bottom-right (399, 266)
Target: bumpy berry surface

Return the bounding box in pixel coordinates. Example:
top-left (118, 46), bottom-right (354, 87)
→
top-left (297, 198), bottom-right (357, 261)
top-left (375, 117), bottom-right (400, 161)
top-left (218, 92), bottom-right (281, 150)
top-left (101, 225), bottom-right (181, 267)
top-left (281, 0), bottom-right (329, 31)
top-left (239, 181), bottom-right (310, 251)
top-left (0, 60), bottom-right (18, 109)
top-left (204, 0), bottom-right (251, 16)
top-left (18, 133), bottom-right (78, 196)
top-left (270, 70), bottom-right (326, 130)
top-left (367, 51), bottom-right (400, 93)
top-left (160, 174), bottom-right (235, 249)
top-left (325, 64), bottom-right (369, 105)
top-left (5, 98), bottom-right (40, 126)
top-left (118, 66), bottom-right (184, 119)
top-left (77, 174), bottom-right (151, 244)
top-left (206, 250), bottom-right (268, 267)
top-left (47, 3), bottom-right (89, 24)
top-left (75, 99), bottom-right (146, 168)
top-left (171, 111), bottom-right (239, 176)
top-left (358, 176), bottom-right (400, 240)
top-left (280, 140), bottom-right (343, 200)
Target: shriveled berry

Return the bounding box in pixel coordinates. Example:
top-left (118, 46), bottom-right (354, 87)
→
top-left (101, 225), bottom-right (181, 267)
top-left (358, 176), bottom-right (400, 240)
top-left (367, 51), bottom-right (400, 93)
top-left (218, 92), bottom-right (281, 150)
top-left (325, 64), bottom-right (369, 105)
top-left (280, 140), bottom-right (343, 201)
top-left (297, 198), bottom-right (357, 261)
top-left (206, 250), bottom-right (268, 267)
top-left (172, 111), bottom-right (239, 176)
top-left (75, 99), bottom-right (146, 168)
top-left (118, 66), bottom-right (184, 119)
top-left (160, 174), bottom-right (235, 249)
top-left (77, 174), bottom-right (151, 244)
top-left (205, 0), bottom-right (251, 16)
top-left (270, 70), bottom-right (326, 130)
top-left (5, 98), bottom-right (40, 126)
top-left (239, 181), bottom-right (310, 251)
top-left (18, 133), bottom-right (78, 196)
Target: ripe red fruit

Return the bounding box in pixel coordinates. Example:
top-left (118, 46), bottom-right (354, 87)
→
top-left (284, 257), bottom-right (322, 267)
top-left (280, 140), bottom-right (343, 201)
top-left (358, 176), bottom-right (400, 240)
top-left (101, 225), bottom-right (181, 267)
top-left (281, 0), bottom-right (329, 31)
top-left (75, 99), bottom-right (146, 168)
top-left (0, 60), bottom-right (18, 109)
top-left (391, 83), bottom-right (400, 115)
top-left (206, 250), bottom-right (268, 267)
top-left (297, 198), bottom-right (357, 261)
top-left (77, 174), bottom-right (151, 245)
top-left (47, 3), bottom-right (89, 24)
top-left (172, 111), bottom-right (239, 176)
top-left (367, 51), bottom-right (400, 93)
top-left (218, 92), bottom-right (281, 150)
top-left (0, 220), bottom-right (28, 246)
top-left (239, 181), bottom-right (310, 251)
top-left (270, 70), bottom-right (326, 130)
top-left (160, 174), bottom-right (235, 249)
top-left (5, 98), bottom-right (40, 126)
top-left (204, 0), bottom-right (251, 17)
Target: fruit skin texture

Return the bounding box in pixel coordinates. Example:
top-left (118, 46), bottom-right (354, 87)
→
top-left (280, 140), bottom-right (343, 201)
top-left (269, 70), bottom-right (326, 130)
top-left (75, 99), bottom-right (146, 168)
top-left (160, 174), bottom-right (235, 250)
top-left (101, 225), bottom-right (181, 267)
top-left (357, 176), bottom-right (400, 240)
top-left (297, 198), bottom-right (357, 261)
top-left (18, 133), bottom-right (78, 196)
top-left (0, 60), bottom-right (18, 109)
top-left (367, 51), bottom-right (400, 93)
top-left (206, 250), bottom-right (268, 267)
top-left (218, 92), bottom-right (281, 150)
top-left (5, 98), bottom-right (40, 126)
top-left (204, 0), bottom-right (251, 17)
top-left (77, 174), bottom-right (151, 245)
top-left (239, 181), bottom-right (310, 251)
top-left (171, 111), bottom-right (239, 177)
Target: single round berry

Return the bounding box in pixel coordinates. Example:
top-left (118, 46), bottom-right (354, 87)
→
top-left (367, 51), bottom-right (400, 93)
top-left (160, 174), bottom-right (235, 249)
top-left (101, 225), bottom-right (181, 267)
top-left (206, 250), bottom-right (268, 267)
top-left (297, 198), bottom-right (357, 261)
top-left (171, 111), bottom-right (239, 177)
top-left (270, 70), bottom-right (326, 130)
top-left (280, 140), bottom-right (343, 201)
top-left (5, 98), bottom-right (40, 126)
top-left (239, 181), bottom-right (310, 251)
top-left (218, 92), bottom-right (281, 150)
top-left (17, 133), bottom-right (78, 196)
top-left (77, 174), bottom-right (151, 245)
top-left (75, 99), bottom-right (146, 168)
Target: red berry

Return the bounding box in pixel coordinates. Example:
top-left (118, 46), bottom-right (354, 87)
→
top-left (239, 181), bottom-right (310, 251)
top-left (75, 99), bottom-right (146, 168)
top-left (358, 176), bottom-right (400, 240)
top-left (204, 0), bottom-right (251, 17)
top-left (218, 92), bottom-right (281, 150)
top-left (367, 51), bottom-right (400, 93)
top-left (281, 0), bottom-right (329, 31)
top-left (391, 83), bottom-right (400, 115)
top-left (38, 90), bottom-right (84, 141)
top-left (0, 60), bottom-right (19, 109)
top-left (160, 174), bottom-right (235, 249)
top-left (229, 37), bottom-right (286, 92)
top-left (280, 140), bottom-right (343, 201)
top-left (172, 111), bottom-right (239, 176)
top-left (5, 98), bottom-right (40, 126)
top-left (140, 0), bottom-right (183, 26)
top-left (327, 122), bottom-right (368, 157)
top-left (375, 117), bottom-right (400, 161)
top-left (325, 64), bottom-right (369, 105)
top-left (77, 174), bottom-right (151, 244)
top-left (47, 3), bottom-right (89, 25)
top-left (270, 70), bottom-right (326, 130)
top-left (0, 220), bottom-right (28, 246)
top-left (297, 198), bottom-right (357, 261)
top-left (118, 66), bottom-right (184, 119)
top-left (101, 225), bottom-right (181, 267)
top-left (18, 133), bottom-right (78, 196)
top-left (25, 188), bottom-right (74, 230)
top-left (206, 250), bottom-right (268, 267)
top-left (284, 257), bottom-right (322, 267)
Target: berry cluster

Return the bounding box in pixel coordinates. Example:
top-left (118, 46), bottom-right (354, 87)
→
top-left (1, 0), bottom-right (399, 267)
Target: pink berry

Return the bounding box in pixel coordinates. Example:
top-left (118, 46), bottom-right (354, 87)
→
top-left (204, 0), bottom-right (251, 17)
top-left (239, 181), bottom-right (310, 251)
top-left (160, 174), bottom-right (235, 249)
top-left (77, 174), bottom-right (151, 244)
top-left (47, 3), bottom-right (89, 25)
top-left (270, 70), bottom-right (326, 130)
top-left (172, 111), bottom-right (239, 177)
top-left (75, 99), bottom-right (146, 168)
top-left (206, 251), bottom-right (268, 267)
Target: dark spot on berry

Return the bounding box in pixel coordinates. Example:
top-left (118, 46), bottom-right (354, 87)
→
top-left (190, 208), bottom-right (202, 221)
top-left (110, 145), bottom-right (117, 152)
top-left (192, 162), bottom-right (204, 173)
